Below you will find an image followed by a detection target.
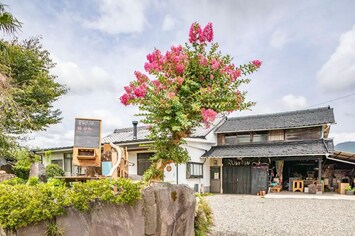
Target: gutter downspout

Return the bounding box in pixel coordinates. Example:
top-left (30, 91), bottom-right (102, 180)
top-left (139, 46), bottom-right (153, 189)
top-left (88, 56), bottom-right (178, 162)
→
top-left (176, 164), bottom-right (178, 184)
top-left (325, 155), bottom-right (355, 166)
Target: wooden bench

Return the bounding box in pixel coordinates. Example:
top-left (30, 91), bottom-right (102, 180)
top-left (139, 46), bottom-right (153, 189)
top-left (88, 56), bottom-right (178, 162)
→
top-left (270, 186), bottom-right (281, 193)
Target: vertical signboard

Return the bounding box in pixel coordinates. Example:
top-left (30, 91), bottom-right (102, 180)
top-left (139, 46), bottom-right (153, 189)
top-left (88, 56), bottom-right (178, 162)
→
top-left (73, 118), bottom-right (102, 167)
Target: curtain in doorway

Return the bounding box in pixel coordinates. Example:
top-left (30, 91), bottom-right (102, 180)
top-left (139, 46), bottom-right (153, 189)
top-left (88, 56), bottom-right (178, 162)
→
top-left (276, 160), bottom-right (284, 188)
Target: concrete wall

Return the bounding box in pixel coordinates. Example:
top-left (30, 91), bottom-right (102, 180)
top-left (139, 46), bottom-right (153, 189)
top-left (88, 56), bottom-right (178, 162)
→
top-left (0, 183), bottom-right (196, 236)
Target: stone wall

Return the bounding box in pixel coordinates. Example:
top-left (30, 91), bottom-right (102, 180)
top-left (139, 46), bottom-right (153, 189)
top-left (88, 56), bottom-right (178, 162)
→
top-left (0, 183), bottom-right (196, 236)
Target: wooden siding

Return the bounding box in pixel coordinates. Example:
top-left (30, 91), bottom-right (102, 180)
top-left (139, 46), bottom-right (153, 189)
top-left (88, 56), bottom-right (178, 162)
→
top-left (220, 126), bottom-right (322, 145)
top-left (269, 130), bottom-right (284, 141)
top-left (285, 127), bottom-right (321, 141)
top-left (217, 134), bottom-right (225, 145)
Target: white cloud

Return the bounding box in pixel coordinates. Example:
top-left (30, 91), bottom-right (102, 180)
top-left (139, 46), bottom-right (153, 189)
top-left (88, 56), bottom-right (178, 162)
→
top-left (162, 15), bottom-right (175, 31)
top-left (85, 0), bottom-right (148, 35)
top-left (25, 125), bottom-right (74, 149)
top-left (331, 132), bottom-right (355, 145)
top-left (317, 25), bottom-right (355, 92)
top-left (52, 61), bottom-right (116, 95)
top-left (270, 29), bottom-right (289, 49)
top-left (281, 94), bottom-right (307, 110)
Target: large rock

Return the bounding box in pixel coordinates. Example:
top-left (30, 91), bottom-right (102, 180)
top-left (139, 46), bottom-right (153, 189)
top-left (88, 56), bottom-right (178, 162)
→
top-left (143, 183), bottom-right (196, 236)
top-left (57, 201), bottom-right (145, 236)
top-left (17, 221), bottom-right (47, 236)
top-left (0, 171), bottom-right (15, 182)
top-left (29, 162), bottom-right (47, 182)
top-left (0, 183), bottom-right (196, 236)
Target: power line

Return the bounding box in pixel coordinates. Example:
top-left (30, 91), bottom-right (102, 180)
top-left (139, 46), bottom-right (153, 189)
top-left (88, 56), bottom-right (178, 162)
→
top-left (307, 91), bottom-right (355, 108)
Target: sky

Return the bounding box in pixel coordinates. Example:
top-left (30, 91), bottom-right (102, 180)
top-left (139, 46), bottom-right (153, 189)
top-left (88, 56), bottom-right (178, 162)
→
top-left (2, 0), bottom-right (355, 149)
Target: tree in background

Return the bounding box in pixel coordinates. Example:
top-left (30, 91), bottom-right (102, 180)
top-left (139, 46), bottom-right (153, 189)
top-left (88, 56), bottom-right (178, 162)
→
top-left (120, 22), bottom-right (262, 181)
top-left (0, 3), bottom-right (21, 35)
top-left (0, 3), bottom-right (67, 158)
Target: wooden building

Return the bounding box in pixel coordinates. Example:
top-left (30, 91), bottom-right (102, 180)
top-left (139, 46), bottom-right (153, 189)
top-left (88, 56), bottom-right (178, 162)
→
top-left (203, 106), bottom-right (340, 194)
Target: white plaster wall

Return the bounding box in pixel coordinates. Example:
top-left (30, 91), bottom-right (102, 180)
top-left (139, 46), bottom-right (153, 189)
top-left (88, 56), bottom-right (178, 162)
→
top-left (163, 137), bottom-right (216, 192)
top-left (43, 152), bottom-right (63, 167)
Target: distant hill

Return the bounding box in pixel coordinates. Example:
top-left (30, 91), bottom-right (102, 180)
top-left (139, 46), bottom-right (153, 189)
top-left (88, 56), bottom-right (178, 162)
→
top-left (335, 141), bottom-right (355, 153)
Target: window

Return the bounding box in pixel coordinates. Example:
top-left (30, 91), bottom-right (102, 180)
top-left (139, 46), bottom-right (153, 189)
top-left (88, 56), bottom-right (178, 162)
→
top-left (253, 131), bottom-right (268, 142)
top-left (51, 159), bottom-right (63, 168)
top-left (64, 153), bottom-right (72, 174)
top-left (236, 132), bottom-right (250, 143)
top-left (224, 134), bottom-right (237, 145)
top-left (186, 162), bottom-right (203, 178)
top-left (137, 153), bottom-right (154, 176)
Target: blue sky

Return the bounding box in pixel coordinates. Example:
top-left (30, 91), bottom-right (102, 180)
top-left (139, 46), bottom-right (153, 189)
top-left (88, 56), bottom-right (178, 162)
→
top-left (2, 0), bottom-right (355, 148)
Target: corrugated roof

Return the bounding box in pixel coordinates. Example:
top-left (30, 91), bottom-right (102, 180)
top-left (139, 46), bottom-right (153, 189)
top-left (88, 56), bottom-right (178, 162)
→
top-left (103, 116), bottom-right (225, 144)
top-left (202, 139), bottom-right (334, 158)
top-left (216, 107), bottom-right (335, 133)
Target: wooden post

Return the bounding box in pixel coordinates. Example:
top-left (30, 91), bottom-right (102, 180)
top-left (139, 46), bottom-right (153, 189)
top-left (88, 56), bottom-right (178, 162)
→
top-left (318, 157), bottom-right (322, 185)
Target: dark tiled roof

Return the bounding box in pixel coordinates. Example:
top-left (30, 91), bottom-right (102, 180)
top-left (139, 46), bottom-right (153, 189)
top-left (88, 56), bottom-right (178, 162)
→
top-left (103, 117), bottom-right (225, 144)
top-left (216, 107), bottom-right (335, 133)
top-left (202, 139), bottom-right (334, 158)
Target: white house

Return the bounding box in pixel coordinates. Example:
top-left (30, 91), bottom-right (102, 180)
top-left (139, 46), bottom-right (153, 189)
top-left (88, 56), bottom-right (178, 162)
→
top-left (36, 117), bottom-right (224, 193)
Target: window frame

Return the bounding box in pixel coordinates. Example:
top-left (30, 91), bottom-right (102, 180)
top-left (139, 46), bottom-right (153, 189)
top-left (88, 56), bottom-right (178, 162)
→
top-left (186, 162), bottom-right (203, 179)
top-left (137, 152), bottom-right (154, 176)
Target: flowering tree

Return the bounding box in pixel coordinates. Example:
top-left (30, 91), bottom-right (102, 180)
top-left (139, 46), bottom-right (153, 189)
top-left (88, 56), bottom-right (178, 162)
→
top-left (120, 22), bottom-right (262, 181)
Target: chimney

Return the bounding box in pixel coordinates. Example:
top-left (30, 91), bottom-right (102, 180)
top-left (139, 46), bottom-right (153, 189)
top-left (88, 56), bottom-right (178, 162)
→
top-left (132, 121), bottom-right (138, 140)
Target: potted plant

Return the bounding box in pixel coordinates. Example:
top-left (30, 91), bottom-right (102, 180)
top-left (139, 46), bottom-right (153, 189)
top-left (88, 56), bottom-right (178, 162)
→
top-left (345, 185), bottom-right (355, 195)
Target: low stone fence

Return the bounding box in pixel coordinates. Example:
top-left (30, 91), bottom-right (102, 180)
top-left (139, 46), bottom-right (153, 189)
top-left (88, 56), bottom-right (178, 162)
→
top-left (0, 183), bottom-right (196, 236)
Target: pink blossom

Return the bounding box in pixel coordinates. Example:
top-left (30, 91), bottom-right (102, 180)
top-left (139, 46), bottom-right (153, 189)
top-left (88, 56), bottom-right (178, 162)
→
top-left (120, 93), bottom-right (131, 106)
top-left (144, 49), bottom-right (164, 73)
top-left (167, 92), bottom-right (176, 99)
top-left (134, 84), bottom-right (147, 98)
top-left (199, 54), bottom-right (208, 66)
top-left (230, 69), bottom-right (241, 82)
top-left (202, 22), bottom-right (213, 42)
top-left (176, 64), bottom-right (185, 74)
top-left (210, 74), bottom-right (214, 79)
top-left (251, 60), bottom-right (262, 68)
top-left (134, 71), bottom-right (149, 83)
top-left (124, 86), bottom-right (132, 94)
top-left (175, 77), bottom-right (184, 85)
top-left (211, 58), bottom-right (220, 71)
top-left (201, 108), bottom-right (218, 128)
top-left (151, 80), bottom-right (161, 88)
top-left (189, 23), bottom-right (202, 43)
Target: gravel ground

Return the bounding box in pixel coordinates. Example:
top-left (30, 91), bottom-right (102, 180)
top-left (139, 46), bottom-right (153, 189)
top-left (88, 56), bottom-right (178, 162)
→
top-left (205, 194), bottom-right (355, 236)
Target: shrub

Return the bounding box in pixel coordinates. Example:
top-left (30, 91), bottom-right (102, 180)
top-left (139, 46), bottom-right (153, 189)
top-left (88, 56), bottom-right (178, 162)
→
top-left (46, 164), bottom-right (65, 178)
top-left (12, 165), bottom-right (30, 180)
top-left (27, 177), bottom-right (39, 186)
top-left (0, 177), bottom-right (26, 185)
top-left (0, 178), bottom-right (142, 230)
top-left (195, 196), bottom-right (213, 236)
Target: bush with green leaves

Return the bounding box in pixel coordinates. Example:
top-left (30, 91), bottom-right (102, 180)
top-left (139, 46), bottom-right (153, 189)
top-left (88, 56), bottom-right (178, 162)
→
top-left (12, 165), bottom-right (30, 180)
top-left (10, 148), bottom-right (40, 180)
top-left (27, 176), bottom-right (39, 186)
top-left (0, 178), bottom-right (142, 231)
top-left (195, 196), bottom-right (213, 236)
top-left (45, 164), bottom-right (65, 178)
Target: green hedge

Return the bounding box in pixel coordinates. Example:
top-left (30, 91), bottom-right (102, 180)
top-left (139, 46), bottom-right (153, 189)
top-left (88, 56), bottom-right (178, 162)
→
top-left (12, 166), bottom-right (30, 180)
top-left (0, 178), bottom-right (142, 230)
top-left (45, 164), bottom-right (65, 178)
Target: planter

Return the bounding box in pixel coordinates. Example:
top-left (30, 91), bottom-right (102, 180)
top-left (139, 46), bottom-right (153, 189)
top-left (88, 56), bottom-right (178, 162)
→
top-left (345, 190), bottom-right (355, 195)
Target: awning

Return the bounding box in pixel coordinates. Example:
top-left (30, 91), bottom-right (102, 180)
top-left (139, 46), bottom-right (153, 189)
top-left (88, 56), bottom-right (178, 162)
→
top-left (202, 139), bottom-right (334, 158)
top-left (327, 151), bottom-right (355, 165)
